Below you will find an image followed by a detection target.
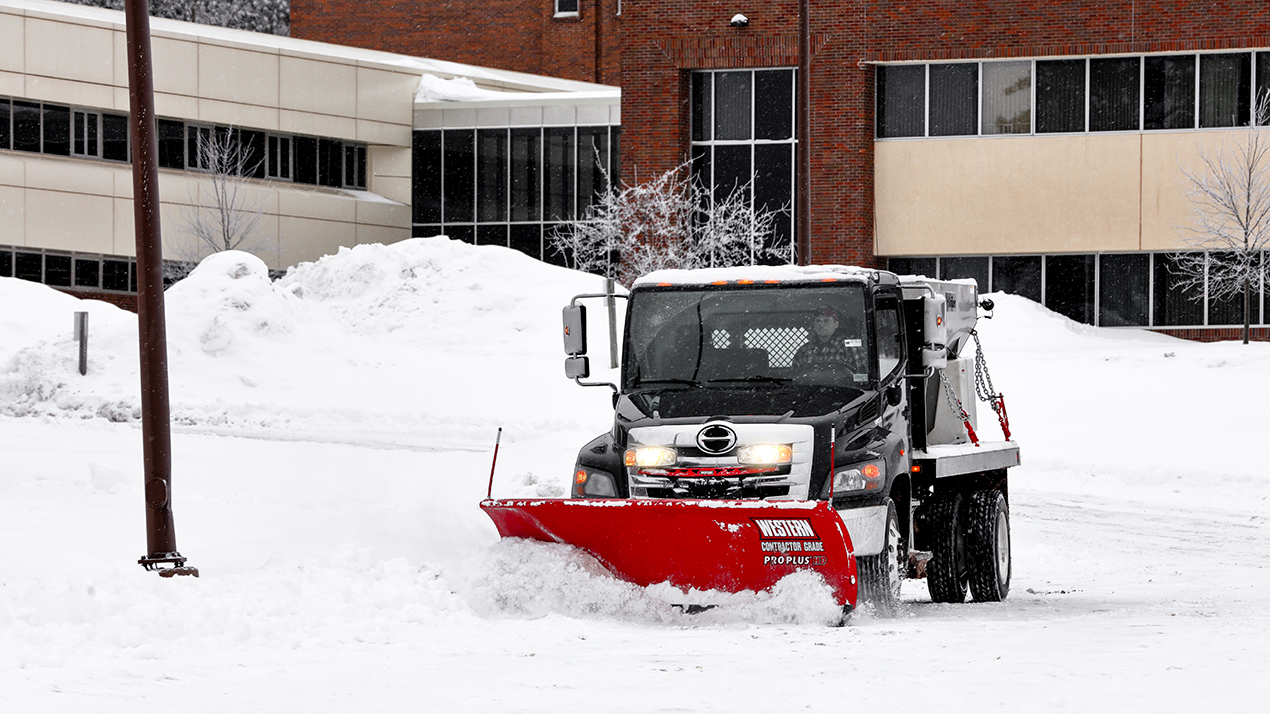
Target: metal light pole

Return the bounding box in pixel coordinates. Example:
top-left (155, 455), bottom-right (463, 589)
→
top-left (124, 0), bottom-right (196, 578)
top-left (796, 0), bottom-right (811, 265)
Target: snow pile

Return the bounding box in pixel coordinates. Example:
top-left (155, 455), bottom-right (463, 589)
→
top-left (415, 73), bottom-right (510, 103)
top-left (1, 238), bottom-right (619, 452)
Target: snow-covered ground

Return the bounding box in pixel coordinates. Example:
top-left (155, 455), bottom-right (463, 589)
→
top-left (2, 238), bottom-right (1268, 711)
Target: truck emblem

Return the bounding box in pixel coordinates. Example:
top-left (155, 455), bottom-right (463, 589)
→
top-left (696, 424), bottom-right (737, 454)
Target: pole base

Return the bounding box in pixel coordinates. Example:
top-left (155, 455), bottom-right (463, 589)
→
top-left (139, 552), bottom-right (199, 577)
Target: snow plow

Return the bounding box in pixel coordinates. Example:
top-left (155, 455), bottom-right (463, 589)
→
top-left (482, 265), bottom-right (1019, 616)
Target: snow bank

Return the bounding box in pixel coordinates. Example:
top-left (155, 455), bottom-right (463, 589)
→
top-left (415, 73), bottom-right (510, 103)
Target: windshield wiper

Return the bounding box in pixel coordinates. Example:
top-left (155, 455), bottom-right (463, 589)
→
top-left (706, 376), bottom-right (794, 385)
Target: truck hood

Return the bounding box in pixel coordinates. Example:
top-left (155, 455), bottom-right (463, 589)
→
top-left (620, 385), bottom-right (865, 420)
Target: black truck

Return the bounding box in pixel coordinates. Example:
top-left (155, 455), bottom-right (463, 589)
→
top-left (561, 265), bottom-right (1020, 608)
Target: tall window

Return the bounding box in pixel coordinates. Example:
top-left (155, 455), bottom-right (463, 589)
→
top-left (982, 62), bottom-right (1032, 135)
top-left (1036, 60), bottom-right (1086, 133)
top-left (1144, 55), bottom-right (1195, 130)
top-left (1199, 53), bottom-right (1250, 128)
top-left (691, 68), bottom-right (796, 264)
top-left (929, 64), bottom-right (977, 136)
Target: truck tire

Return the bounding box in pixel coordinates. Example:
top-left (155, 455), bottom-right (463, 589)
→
top-left (926, 492), bottom-right (967, 603)
top-left (857, 498), bottom-right (903, 612)
top-left (967, 489), bottom-right (1011, 602)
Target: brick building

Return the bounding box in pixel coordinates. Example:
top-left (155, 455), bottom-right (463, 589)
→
top-left (290, 0), bottom-right (622, 86)
top-left (292, 2), bottom-right (1270, 339)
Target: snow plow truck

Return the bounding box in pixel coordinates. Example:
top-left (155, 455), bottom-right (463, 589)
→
top-left (482, 265), bottom-right (1019, 617)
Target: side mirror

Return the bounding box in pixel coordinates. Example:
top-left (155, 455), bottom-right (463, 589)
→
top-left (562, 305), bottom-right (587, 356)
top-left (886, 382), bottom-right (903, 407)
top-left (565, 355), bottom-right (590, 379)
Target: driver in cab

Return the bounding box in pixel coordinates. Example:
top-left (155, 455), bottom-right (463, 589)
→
top-left (792, 306), bottom-right (867, 380)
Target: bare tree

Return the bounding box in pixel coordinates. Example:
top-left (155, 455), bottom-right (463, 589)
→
top-left (169, 127), bottom-right (268, 279)
top-left (1174, 94), bottom-right (1270, 344)
top-left (552, 162), bottom-right (790, 285)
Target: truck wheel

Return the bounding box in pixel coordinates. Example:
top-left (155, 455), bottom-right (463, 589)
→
top-left (967, 489), bottom-right (1011, 602)
top-left (926, 492), bottom-right (967, 603)
top-left (857, 499), bottom-right (903, 612)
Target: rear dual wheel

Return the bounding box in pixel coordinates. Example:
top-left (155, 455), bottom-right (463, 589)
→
top-left (926, 489), bottom-right (1011, 603)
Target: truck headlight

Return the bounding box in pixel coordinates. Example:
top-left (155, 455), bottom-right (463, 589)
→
top-left (821, 459), bottom-right (885, 497)
top-left (736, 444), bottom-right (793, 465)
top-left (624, 446), bottom-right (676, 468)
top-left (573, 469), bottom-right (618, 498)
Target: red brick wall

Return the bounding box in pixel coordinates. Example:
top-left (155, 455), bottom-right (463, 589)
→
top-left (1152, 326), bottom-right (1270, 342)
top-left (620, 1), bottom-right (1270, 268)
top-left (291, 0), bottom-right (622, 85)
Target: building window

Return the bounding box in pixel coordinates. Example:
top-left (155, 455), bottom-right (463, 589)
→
top-left (1036, 60), bottom-right (1086, 133)
top-left (510, 128), bottom-right (541, 222)
top-left (444, 129), bottom-right (475, 223)
top-left (102, 114), bottom-right (128, 162)
top-left (343, 143), bottom-right (367, 189)
top-left (157, 118), bottom-right (184, 169)
top-left (293, 136), bottom-right (318, 184)
top-left (1199, 53), bottom-right (1250, 128)
top-left (991, 255), bottom-right (1042, 303)
top-left (411, 125), bottom-right (618, 262)
top-left (267, 135), bottom-right (292, 179)
top-left (555, 0), bottom-right (579, 15)
top-left (929, 63), bottom-right (977, 137)
top-left (72, 110), bottom-right (99, 158)
top-left (982, 62), bottom-right (1031, 135)
top-left (544, 127), bottom-right (575, 222)
top-left (13, 100), bottom-right (40, 152)
top-left (0, 98), bottom-right (10, 150)
top-left (691, 68), bottom-right (796, 264)
top-left (1098, 253), bottom-right (1150, 326)
top-left (477, 129), bottom-right (508, 222)
top-left (939, 256), bottom-right (989, 293)
top-left (413, 131), bottom-right (442, 224)
top-left (41, 104), bottom-right (71, 156)
top-left (1153, 253), bottom-right (1205, 326)
top-left (876, 65), bottom-right (924, 138)
top-left (1144, 55), bottom-right (1196, 130)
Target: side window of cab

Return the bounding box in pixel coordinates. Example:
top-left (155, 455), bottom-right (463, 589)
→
top-left (874, 296), bottom-right (904, 382)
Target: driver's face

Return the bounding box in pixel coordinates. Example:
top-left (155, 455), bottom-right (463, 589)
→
top-left (813, 315), bottom-right (838, 339)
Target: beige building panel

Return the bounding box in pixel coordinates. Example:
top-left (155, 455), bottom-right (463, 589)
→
top-left (111, 196), bottom-right (135, 256)
top-left (355, 223), bottom-right (409, 248)
top-left (198, 44), bottom-right (278, 108)
top-left (356, 118), bottom-right (411, 146)
top-left (356, 66), bottom-right (416, 125)
top-left (25, 18), bottom-right (114, 87)
top-left (1139, 131), bottom-right (1232, 251)
top-left (24, 155), bottom-right (115, 196)
top-left (279, 108), bottom-right (356, 141)
top-left (197, 98), bottom-right (279, 132)
top-left (151, 35), bottom-right (199, 98)
top-left (370, 145), bottom-right (411, 179)
top-left (154, 92), bottom-right (200, 120)
top-left (23, 74), bottom-right (114, 111)
top-left (371, 175), bottom-right (411, 207)
top-left (0, 13), bottom-right (23, 74)
top-left (0, 185), bottom-right (24, 245)
top-left (354, 198), bottom-right (409, 228)
top-left (278, 215), bottom-right (355, 267)
top-left (875, 135), bottom-right (1142, 256)
top-left (277, 188), bottom-right (357, 223)
top-left (280, 56), bottom-right (356, 118)
top-left (0, 152), bottom-right (25, 187)
top-left (0, 69), bottom-right (22, 96)
top-left (25, 188), bottom-right (114, 253)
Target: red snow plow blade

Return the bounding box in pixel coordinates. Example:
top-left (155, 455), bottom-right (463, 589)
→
top-left (480, 498), bottom-right (858, 608)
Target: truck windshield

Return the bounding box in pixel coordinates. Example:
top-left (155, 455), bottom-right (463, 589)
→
top-left (623, 284), bottom-right (871, 392)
